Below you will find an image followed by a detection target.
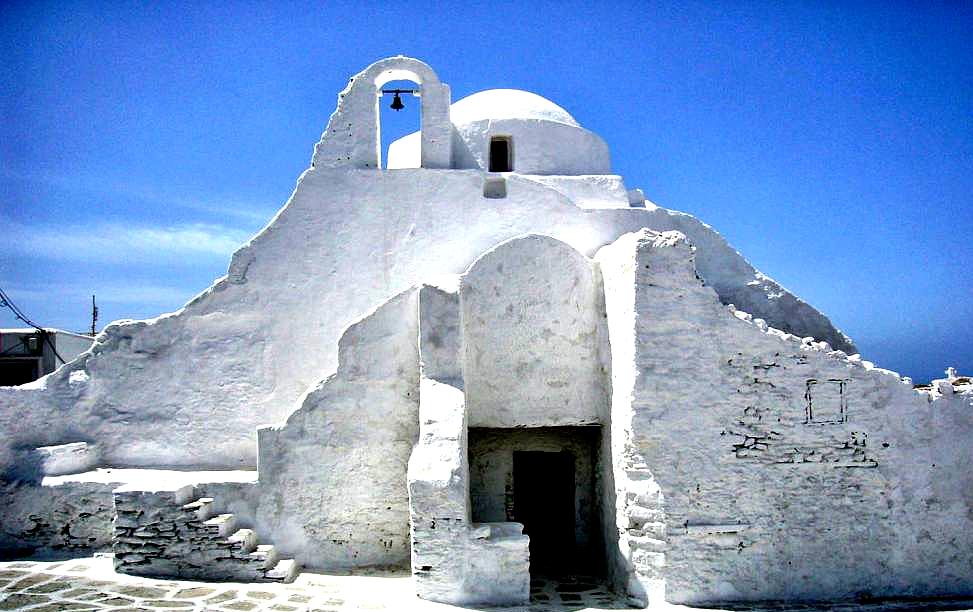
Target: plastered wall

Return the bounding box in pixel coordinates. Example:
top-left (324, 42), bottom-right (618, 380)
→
top-left (255, 290), bottom-right (420, 570)
top-left (418, 284), bottom-right (462, 388)
top-left (450, 118), bottom-right (611, 175)
top-left (461, 235), bottom-right (610, 427)
top-left (0, 62), bottom-right (853, 475)
top-left (597, 229), bottom-right (973, 605)
top-left (311, 57), bottom-right (451, 170)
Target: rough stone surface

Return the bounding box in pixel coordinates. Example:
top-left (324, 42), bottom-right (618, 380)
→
top-left (468, 427), bottom-right (600, 551)
top-left (111, 484), bottom-right (297, 583)
top-left (596, 230), bottom-right (973, 604)
top-left (0, 479), bottom-right (117, 555)
top-left (0, 469), bottom-right (260, 560)
top-left (0, 54), bottom-right (851, 472)
top-left (461, 235), bottom-right (610, 427)
top-left (407, 378), bottom-right (530, 606)
top-left (256, 290), bottom-right (421, 570)
top-left (1, 56), bottom-right (969, 610)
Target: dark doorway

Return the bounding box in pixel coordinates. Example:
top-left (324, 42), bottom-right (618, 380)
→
top-left (468, 426), bottom-right (605, 578)
top-left (489, 136), bottom-right (512, 172)
top-left (513, 450), bottom-right (575, 574)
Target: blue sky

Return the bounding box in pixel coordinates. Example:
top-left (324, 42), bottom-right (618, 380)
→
top-left (1, 0), bottom-right (970, 383)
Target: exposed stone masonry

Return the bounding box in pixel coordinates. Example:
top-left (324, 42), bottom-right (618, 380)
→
top-left (0, 479), bottom-right (116, 554)
top-left (112, 485), bottom-right (298, 583)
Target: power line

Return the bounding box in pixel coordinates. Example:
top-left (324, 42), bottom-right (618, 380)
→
top-left (0, 285), bottom-right (67, 365)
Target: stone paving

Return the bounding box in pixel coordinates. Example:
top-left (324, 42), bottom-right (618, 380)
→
top-left (1, 557), bottom-right (374, 612)
top-left (2, 556), bottom-right (973, 612)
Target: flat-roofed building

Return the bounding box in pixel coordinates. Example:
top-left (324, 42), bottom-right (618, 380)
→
top-left (0, 328), bottom-right (94, 386)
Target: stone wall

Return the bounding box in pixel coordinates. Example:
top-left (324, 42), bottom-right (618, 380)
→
top-left (408, 379), bottom-right (471, 602)
top-left (596, 230), bottom-right (672, 606)
top-left (597, 229), bottom-right (973, 605)
top-left (462, 235), bottom-right (611, 427)
top-left (408, 378), bottom-right (530, 606)
top-left (0, 479), bottom-right (116, 556)
top-left (112, 484), bottom-right (294, 582)
top-left (256, 289), bottom-right (421, 570)
top-left (0, 163), bottom-right (850, 473)
top-left (410, 284), bottom-right (531, 607)
top-left (311, 56), bottom-right (452, 170)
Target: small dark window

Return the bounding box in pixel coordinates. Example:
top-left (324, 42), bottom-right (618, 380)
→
top-left (489, 137), bottom-right (512, 172)
top-left (804, 379), bottom-right (849, 424)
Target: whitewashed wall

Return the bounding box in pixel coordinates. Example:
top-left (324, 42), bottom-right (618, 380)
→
top-left (597, 230), bottom-right (973, 605)
top-left (312, 57), bottom-right (451, 170)
top-left (390, 116), bottom-right (611, 175)
top-left (418, 284), bottom-right (462, 388)
top-left (468, 427), bottom-right (601, 551)
top-left (408, 378), bottom-right (531, 606)
top-left (461, 235), bottom-right (610, 427)
top-left (0, 56), bottom-right (854, 475)
top-left (255, 290), bottom-right (420, 569)
top-left (451, 118), bottom-right (611, 175)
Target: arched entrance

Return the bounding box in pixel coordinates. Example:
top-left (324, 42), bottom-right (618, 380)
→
top-left (312, 56), bottom-right (452, 170)
top-left (377, 79), bottom-right (420, 168)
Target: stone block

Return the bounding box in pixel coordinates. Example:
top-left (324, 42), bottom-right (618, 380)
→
top-left (32, 442), bottom-right (100, 477)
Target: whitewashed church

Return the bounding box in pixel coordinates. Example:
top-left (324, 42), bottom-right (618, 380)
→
top-left (1, 57), bottom-right (971, 608)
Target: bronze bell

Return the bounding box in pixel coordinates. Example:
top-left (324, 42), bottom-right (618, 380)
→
top-left (390, 92), bottom-right (404, 111)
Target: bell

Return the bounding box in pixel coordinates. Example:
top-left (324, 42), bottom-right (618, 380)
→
top-left (390, 92), bottom-right (405, 111)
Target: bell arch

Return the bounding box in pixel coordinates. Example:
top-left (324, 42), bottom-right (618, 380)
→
top-left (312, 56), bottom-right (452, 170)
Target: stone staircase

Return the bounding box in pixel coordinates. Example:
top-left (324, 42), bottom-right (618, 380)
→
top-left (113, 484), bottom-right (299, 583)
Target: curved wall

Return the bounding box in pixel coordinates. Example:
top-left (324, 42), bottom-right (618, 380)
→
top-left (388, 119), bottom-right (612, 174)
top-left (451, 118), bottom-right (611, 175)
top-left (461, 235), bottom-right (610, 427)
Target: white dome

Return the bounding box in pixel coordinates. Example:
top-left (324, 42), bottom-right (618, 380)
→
top-left (387, 87), bottom-right (609, 174)
top-left (449, 89), bottom-right (580, 127)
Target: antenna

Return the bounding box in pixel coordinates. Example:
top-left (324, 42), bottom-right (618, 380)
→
top-left (90, 294), bottom-right (99, 336)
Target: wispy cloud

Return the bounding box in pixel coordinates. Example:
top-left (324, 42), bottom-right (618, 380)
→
top-left (1, 219), bottom-right (253, 265)
top-left (119, 224), bottom-right (251, 257)
top-left (0, 165), bottom-right (276, 224)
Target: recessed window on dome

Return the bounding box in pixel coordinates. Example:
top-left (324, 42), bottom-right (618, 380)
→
top-left (489, 136), bottom-right (512, 172)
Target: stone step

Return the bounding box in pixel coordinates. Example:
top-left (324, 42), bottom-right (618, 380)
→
top-left (226, 528), bottom-right (258, 553)
top-left (247, 544), bottom-right (279, 569)
top-left (640, 521), bottom-right (667, 538)
top-left (627, 534), bottom-right (666, 552)
top-left (263, 558), bottom-right (300, 583)
top-left (113, 490), bottom-right (297, 585)
top-left (202, 513), bottom-right (237, 537)
top-left (181, 497), bottom-right (215, 521)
